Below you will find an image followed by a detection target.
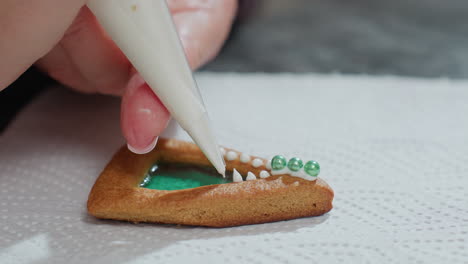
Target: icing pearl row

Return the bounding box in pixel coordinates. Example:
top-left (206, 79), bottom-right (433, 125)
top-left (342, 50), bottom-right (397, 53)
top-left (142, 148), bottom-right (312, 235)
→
top-left (220, 148), bottom-right (264, 168)
top-left (232, 169), bottom-right (271, 183)
top-left (219, 148), bottom-right (319, 182)
top-left (220, 147), bottom-right (270, 182)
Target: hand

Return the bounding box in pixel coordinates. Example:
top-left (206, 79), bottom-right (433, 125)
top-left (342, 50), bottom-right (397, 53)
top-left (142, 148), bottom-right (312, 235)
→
top-left (0, 0), bottom-right (237, 153)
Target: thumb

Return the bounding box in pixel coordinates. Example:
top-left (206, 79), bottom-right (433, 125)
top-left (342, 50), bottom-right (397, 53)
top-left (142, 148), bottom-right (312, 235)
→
top-left (0, 0), bottom-right (87, 90)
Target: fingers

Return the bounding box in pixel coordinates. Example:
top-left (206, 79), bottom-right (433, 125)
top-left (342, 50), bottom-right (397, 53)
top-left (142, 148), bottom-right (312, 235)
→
top-left (121, 73), bottom-right (171, 154)
top-left (36, 0), bottom-right (238, 95)
top-left (169, 0), bottom-right (238, 69)
top-left (2, 0), bottom-right (237, 154)
top-left (121, 0), bottom-right (238, 154)
top-left (36, 7), bottom-right (131, 96)
top-left (0, 0), bottom-right (86, 90)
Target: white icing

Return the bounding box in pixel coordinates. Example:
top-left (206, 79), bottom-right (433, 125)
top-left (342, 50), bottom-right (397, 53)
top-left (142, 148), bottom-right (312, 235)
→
top-left (265, 160), bottom-right (272, 170)
top-left (220, 147), bottom-right (226, 156)
top-left (259, 170), bottom-right (270, 179)
top-left (290, 170), bottom-right (317, 181)
top-left (252, 158), bottom-right (263, 168)
top-left (240, 153), bottom-right (251, 163)
top-left (232, 169), bottom-right (243, 182)
top-left (246, 172), bottom-right (256, 181)
top-left (269, 163), bottom-right (317, 181)
top-left (291, 170), bottom-right (306, 177)
top-left (271, 168), bottom-right (289, 176)
top-left (226, 151), bottom-right (238, 161)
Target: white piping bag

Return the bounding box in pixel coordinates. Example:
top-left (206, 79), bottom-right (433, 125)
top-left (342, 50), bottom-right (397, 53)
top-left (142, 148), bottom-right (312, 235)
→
top-left (87, 0), bottom-right (226, 176)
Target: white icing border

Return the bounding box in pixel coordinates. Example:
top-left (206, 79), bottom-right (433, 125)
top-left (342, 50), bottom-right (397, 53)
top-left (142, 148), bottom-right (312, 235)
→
top-left (233, 169), bottom-right (243, 182)
top-left (240, 153), bottom-right (251, 163)
top-left (252, 158), bottom-right (263, 168)
top-left (259, 170), bottom-right (270, 179)
top-left (226, 151), bottom-right (238, 161)
top-left (219, 149), bottom-right (318, 182)
top-left (270, 168), bottom-right (317, 181)
top-left (246, 172), bottom-right (256, 181)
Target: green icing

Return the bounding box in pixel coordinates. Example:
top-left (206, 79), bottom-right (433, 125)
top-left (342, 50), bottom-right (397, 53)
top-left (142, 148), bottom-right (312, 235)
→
top-left (140, 163), bottom-right (232, 191)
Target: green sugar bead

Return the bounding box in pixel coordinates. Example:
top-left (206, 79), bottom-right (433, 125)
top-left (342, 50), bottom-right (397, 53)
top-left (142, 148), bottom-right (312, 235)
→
top-left (287, 157), bottom-right (303, 171)
top-left (304, 160), bottom-right (320, 177)
top-left (271, 155), bottom-right (287, 170)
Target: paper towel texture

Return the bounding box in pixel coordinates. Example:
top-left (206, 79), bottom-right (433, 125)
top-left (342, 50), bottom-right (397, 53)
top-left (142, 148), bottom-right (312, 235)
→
top-left (1, 73), bottom-right (467, 264)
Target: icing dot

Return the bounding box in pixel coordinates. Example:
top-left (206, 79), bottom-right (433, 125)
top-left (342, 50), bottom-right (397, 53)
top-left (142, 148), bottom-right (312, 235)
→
top-left (139, 175), bottom-right (151, 187)
top-left (220, 147), bottom-right (226, 156)
top-left (252, 158), bottom-right (263, 168)
top-left (266, 160), bottom-right (272, 170)
top-left (287, 157), bottom-right (303, 172)
top-left (226, 151), bottom-right (238, 161)
top-left (233, 169), bottom-right (243, 182)
top-left (259, 170), bottom-right (270, 178)
top-left (271, 155), bottom-right (287, 170)
top-left (148, 164), bottom-right (159, 176)
top-left (240, 153), bottom-right (251, 163)
top-left (304, 160), bottom-right (320, 177)
top-left (246, 172), bottom-right (256, 181)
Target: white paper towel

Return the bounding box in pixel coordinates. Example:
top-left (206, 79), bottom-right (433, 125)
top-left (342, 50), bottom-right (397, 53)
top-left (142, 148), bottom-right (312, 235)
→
top-left (1, 73), bottom-right (467, 264)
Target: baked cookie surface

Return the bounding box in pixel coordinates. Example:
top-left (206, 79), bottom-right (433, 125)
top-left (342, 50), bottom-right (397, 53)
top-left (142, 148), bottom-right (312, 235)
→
top-left (87, 138), bottom-right (334, 227)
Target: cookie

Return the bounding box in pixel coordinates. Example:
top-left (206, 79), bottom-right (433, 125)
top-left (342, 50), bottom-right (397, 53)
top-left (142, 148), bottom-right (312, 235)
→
top-left (87, 138), bottom-right (334, 227)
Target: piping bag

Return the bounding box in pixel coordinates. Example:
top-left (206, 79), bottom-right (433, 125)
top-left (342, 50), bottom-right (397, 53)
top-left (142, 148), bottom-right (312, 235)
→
top-left (87, 0), bottom-right (226, 176)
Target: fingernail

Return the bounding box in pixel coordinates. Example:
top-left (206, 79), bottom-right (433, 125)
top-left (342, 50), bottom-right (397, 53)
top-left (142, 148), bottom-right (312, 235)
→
top-left (127, 137), bottom-right (159, 155)
top-left (127, 73), bottom-right (146, 95)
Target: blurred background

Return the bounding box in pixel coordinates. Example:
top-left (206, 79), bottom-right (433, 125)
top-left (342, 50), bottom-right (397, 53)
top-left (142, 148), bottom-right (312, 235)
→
top-left (3, 0), bottom-right (468, 130)
top-left (205, 0), bottom-right (468, 77)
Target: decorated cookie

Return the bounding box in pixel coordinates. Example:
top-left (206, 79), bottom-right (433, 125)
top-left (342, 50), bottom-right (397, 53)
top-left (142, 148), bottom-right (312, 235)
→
top-left (87, 138), bottom-right (333, 227)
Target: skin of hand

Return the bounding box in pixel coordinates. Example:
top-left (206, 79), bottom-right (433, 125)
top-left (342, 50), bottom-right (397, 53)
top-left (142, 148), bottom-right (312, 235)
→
top-left (0, 0), bottom-right (238, 153)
